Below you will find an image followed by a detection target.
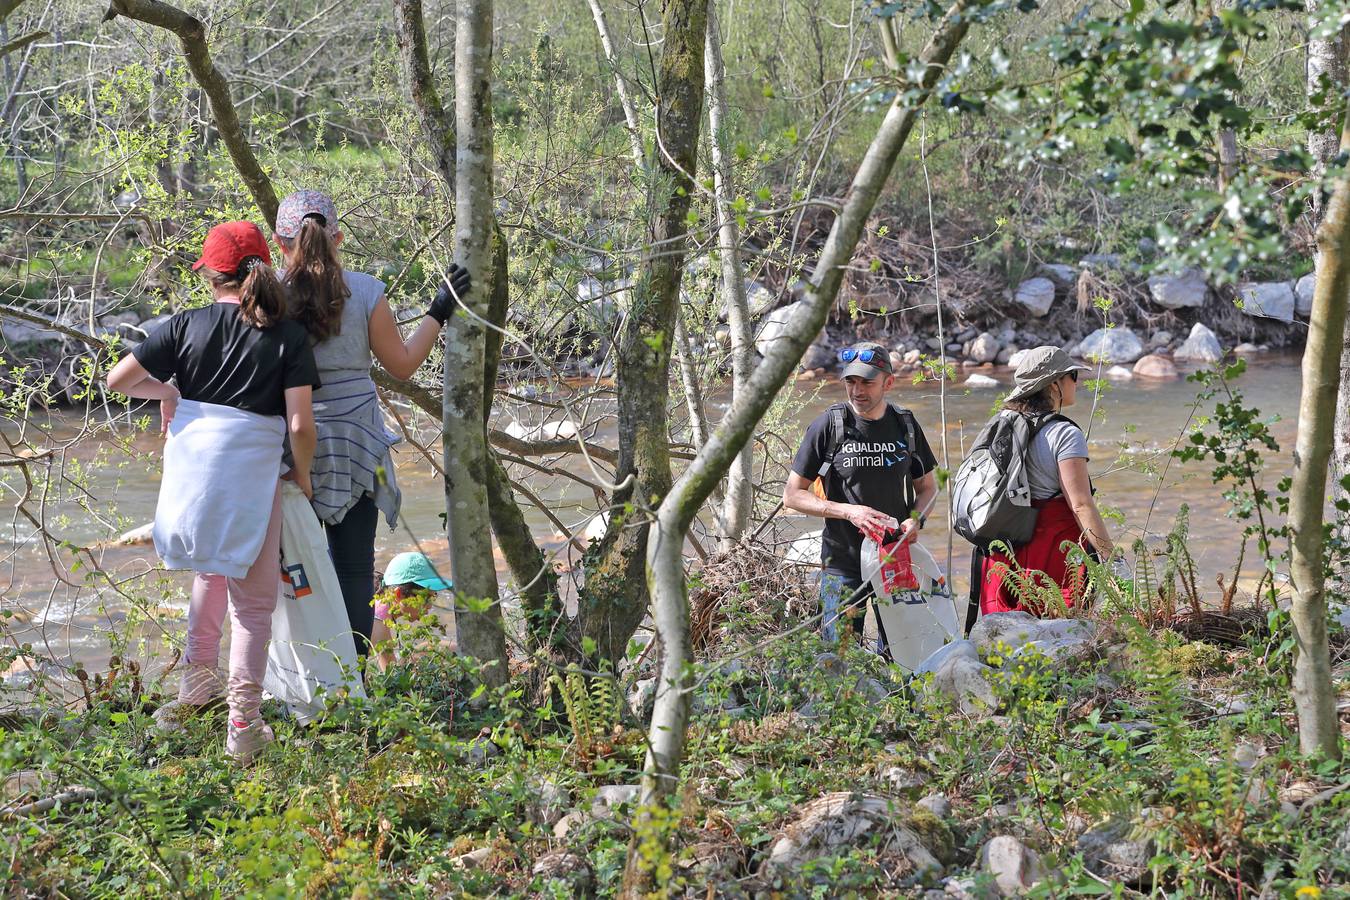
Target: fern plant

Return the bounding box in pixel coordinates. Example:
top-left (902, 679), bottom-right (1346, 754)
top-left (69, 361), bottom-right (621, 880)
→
top-left (549, 667), bottom-right (621, 762)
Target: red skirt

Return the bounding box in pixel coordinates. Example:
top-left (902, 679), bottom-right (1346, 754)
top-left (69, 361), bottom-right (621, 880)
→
top-left (980, 496), bottom-right (1088, 615)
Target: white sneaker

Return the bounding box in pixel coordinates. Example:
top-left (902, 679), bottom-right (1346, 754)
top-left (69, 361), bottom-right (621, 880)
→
top-left (226, 719), bottom-right (275, 766)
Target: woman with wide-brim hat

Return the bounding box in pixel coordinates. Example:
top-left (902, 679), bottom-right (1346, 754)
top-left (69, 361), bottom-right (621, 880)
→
top-left (978, 346), bottom-right (1115, 616)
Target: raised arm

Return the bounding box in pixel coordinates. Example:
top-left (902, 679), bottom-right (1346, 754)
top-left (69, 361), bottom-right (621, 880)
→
top-left (368, 297), bottom-right (442, 380)
top-left (367, 265), bottom-right (472, 380)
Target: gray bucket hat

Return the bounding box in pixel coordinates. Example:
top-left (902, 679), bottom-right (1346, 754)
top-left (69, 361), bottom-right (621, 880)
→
top-left (1006, 346), bottom-right (1090, 402)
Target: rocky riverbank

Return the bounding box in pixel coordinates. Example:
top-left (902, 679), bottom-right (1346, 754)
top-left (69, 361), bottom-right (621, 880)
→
top-left (764, 256), bottom-right (1306, 383)
top-left (1, 252), bottom-right (1309, 405)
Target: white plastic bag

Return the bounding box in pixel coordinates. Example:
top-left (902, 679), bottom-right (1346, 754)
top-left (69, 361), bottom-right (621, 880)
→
top-left (262, 481), bottom-right (366, 723)
top-left (865, 539), bottom-right (961, 671)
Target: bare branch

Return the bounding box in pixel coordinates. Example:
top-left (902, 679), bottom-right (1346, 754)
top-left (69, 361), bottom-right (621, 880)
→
top-left (102, 0), bottom-right (279, 226)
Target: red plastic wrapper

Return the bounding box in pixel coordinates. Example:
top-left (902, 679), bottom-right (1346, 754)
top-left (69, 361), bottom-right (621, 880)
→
top-left (876, 537), bottom-right (919, 593)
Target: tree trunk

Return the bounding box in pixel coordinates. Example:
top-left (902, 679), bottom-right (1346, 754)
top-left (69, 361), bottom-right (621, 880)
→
top-left (1308, 1), bottom-right (1350, 557)
top-left (446, 0), bottom-right (507, 686)
top-left (1287, 108), bottom-right (1350, 762)
top-left (394, 0), bottom-right (559, 651)
top-left (1216, 127), bottom-right (1237, 190)
top-left (577, 0), bottom-right (708, 667)
top-left (585, 0), bottom-right (644, 166)
top-left (626, 0), bottom-right (978, 886)
top-left (482, 225), bottom-right (563, 652)
top-left (705, 2), bottom-right (754, 549)
top-left (103, 0), bottom-right (279, 226)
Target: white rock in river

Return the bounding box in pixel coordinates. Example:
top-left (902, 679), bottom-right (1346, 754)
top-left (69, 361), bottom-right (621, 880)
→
top-left (1147, 268), bottom-right (1208, 309)
top-left (1295, 273), bottom-right (1315, 317)
top-left (968, 332), bottom-right (1001, 363)
top-left (1013, 277), bottom-right (1056, 317)
top-left (1076, 327), bottom-right (1144, 364)
top-left (1105, 365), bottom-right (1133, 380)
top-left (1133, 354), bottom-right (1178, 378)
top-left (1173, 322), bottom-right (1223, 363)
top-left (964, 374), bottom-right (1000, 388)
top-left (1236, 281), bottom-right (1295, 323)
top-left (754, 300), bottom-right (808, 357)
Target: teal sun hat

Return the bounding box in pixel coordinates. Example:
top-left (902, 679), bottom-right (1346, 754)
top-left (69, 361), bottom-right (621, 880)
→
top-left (382, 552), bottom-right (452, 590)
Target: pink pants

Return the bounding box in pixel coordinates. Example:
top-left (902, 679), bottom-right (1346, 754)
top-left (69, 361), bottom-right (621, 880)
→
top-left (184, 482), bottom-right (282, 723)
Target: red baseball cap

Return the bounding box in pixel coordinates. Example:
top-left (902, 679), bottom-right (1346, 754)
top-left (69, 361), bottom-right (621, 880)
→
top-left (192, 221), bottom-right (272, 273)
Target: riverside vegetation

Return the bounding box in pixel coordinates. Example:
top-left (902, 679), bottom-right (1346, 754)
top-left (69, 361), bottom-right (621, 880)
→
top-left (5, 0), bottom-right (1350, 894)
top-left (4, 368), bottom-right (1349, 896)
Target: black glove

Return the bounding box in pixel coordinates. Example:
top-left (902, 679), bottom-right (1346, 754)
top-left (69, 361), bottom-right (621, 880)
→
top-left (426, 263), bottom-right (472, 325)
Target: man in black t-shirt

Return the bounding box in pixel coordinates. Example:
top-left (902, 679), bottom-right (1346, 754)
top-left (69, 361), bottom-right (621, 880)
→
top-left (783, 341), bottom-right (938, 655)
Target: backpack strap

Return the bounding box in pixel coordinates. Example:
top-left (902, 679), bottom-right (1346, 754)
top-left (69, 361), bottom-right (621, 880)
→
top-left (818, 403), bottom-right (850, 478)
top-left (889, 403), bottom-right (921, 511)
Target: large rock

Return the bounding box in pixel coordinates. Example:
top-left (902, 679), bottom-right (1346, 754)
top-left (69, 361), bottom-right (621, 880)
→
top-left (1038, 264), bottom-right (1078, 290)
top-left (801, 339), bottom-right (835, 371)
top-left (968, 332), bottom-right (1001, 363)
top-left (755, 300), bottom-right (808, 357)
top-left (761, 792), bottom-right (944, 878)
top-left (916, 640), bottom-right (997, 715)
top-left (1013, 278), bottom-right (1056, 317)
top-left (964, 374), bottom-right (1000, 388)
top-left (590, 784), bottom-right (640, 818)
top-left (531, 851), bottom-right (594, 894)
top-left (980, 835), bottom-right (1044, 897)
top-left (1147, 268), bottom-right (1208, 310)
top-left (1295, 273), bottom-right (1316, 317)
top-left (1172, 323), bottom-right (1223, 363)
top-left (1076, 328), bottom-right (1144, 364)
top-left (1132, 354), bottom-right (1178, 379)
top-left (1077, 819), bottom-right (1156, 886)
top-left (1236, 281), bottom-right (1295, 323)
top-left (969, 612), bottom-right (1099, 654)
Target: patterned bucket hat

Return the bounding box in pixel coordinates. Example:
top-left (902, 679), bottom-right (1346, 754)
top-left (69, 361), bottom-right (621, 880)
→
top-left (274, 189), bottom-right (339, 240)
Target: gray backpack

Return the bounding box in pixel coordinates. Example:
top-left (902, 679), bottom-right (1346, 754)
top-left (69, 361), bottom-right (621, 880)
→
top-left (951, 411), bottom-right (1068, 550)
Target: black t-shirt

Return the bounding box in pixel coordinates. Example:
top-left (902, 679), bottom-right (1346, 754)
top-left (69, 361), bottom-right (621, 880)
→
top-left (791, 404), bottom-right (937, 578)
top-left (133, 303), bottom-right (321, 417)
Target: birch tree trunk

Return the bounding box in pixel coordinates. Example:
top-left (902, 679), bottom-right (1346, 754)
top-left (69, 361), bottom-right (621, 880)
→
top-left (394, 0), bottom-right (560, 652)
top-left (627, 1), bottom-right (978, 884)
top-left (1287, 107), bottom-right (1350, 761)
top-left (446, 0), bottom-right (507, 685)
top-left (706, 2), bottom-right (755, 549)
top-left (585, 0), bottom-right (643, 166)
top-left (577, 0), bottom-right (707, 666)
top-left (1309, 2), bottom-right (1350, 557)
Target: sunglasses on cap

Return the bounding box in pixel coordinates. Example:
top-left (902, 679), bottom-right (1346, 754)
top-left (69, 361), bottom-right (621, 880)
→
top-left (838, 348), bottom-right (883, 364)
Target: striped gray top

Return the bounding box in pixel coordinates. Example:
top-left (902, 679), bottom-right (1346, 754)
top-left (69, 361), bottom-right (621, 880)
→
top-left (306, 270), bottom-right (401, 527)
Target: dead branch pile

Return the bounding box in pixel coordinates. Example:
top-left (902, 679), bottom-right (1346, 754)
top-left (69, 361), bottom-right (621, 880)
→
top-left (689, 542), bottom-right (818, 658)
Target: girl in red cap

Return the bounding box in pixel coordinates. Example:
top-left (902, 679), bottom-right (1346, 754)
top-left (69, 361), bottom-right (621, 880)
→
top-left (270, 189), bottom-right (470, 660)
top-left (106, 220), bottom-right (321, 764)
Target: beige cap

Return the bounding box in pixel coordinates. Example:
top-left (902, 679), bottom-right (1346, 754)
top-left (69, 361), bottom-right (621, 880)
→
top-left (1006, 346), bottom-right (1090, 402)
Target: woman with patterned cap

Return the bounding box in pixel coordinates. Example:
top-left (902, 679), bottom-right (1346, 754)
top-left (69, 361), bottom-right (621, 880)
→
top-left (271, 189), bottom-right (471, 657)
top-left (978, 346), bottom-right (1116, 616)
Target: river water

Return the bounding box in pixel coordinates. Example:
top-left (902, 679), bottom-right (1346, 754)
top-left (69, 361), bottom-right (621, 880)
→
top-left (0, 353), bottom-right (1305, 689)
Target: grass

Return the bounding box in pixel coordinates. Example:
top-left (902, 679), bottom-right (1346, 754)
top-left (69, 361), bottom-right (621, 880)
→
top-left (2, 591), bottom-right (1346, 897)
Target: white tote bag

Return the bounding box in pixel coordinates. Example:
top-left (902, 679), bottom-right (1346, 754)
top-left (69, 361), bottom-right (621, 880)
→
top-left (262, 481), bottom-right (366, 723)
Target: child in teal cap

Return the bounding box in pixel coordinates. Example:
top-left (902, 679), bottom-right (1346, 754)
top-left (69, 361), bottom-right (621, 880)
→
top-left (371, 551), bottom-right (451, 671)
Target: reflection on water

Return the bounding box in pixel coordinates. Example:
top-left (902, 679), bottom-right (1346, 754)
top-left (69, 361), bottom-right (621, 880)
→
top-left (1, 353), bottom-right (1305, 685)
